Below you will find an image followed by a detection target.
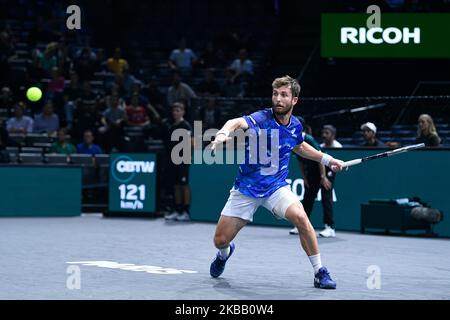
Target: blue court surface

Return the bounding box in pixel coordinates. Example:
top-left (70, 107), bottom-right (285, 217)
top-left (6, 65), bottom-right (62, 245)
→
top-left (0, 214), bottom-right (449, 300)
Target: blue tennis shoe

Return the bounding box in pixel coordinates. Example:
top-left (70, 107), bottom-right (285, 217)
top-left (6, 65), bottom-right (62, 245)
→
top-left (314, 267), bottom-right (336, 289)
top-left (210, 242), bottom-right (235, 278)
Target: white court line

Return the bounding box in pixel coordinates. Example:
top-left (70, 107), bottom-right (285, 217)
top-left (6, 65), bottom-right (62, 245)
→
top-left (66, 261), bottom-right (198, 274)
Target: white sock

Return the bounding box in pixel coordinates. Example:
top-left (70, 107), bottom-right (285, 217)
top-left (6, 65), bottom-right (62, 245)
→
top-left (308, 254), bottom-right (323, 274)
top-left (218, 246), bottom-right (230, 260)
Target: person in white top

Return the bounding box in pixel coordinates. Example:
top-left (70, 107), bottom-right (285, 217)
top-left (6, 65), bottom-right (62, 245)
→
top-left (320, 125), bottom-right (342, 149)
top-left (168, 38), bottom-right (197, 71)
top-left (319, 125), bottom-right (341, 237)
top-left (229, 49), bottom-right (254, 78)
top-left (6, 102), bottom-right (34, 134)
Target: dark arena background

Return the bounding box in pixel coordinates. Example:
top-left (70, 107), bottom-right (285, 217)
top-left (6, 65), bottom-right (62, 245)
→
top-left (0, 0), bottom-right (449, 314)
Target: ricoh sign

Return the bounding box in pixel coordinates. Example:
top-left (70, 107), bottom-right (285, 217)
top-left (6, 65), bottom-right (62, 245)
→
top-left (341, 27), bottom-right (420, 45)
top-left (322, 14), bottom-right (450, 58)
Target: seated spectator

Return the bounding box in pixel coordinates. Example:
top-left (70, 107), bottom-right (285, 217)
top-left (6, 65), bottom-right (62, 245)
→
top-left (126, 83), bottom-right (160, 123)
top-left (126, 93), bottom-right (150, 127)
top-left (47, 66), bottom-right (65, 96)
top-left (0, 28), bottom-right (15, 87)
top-left (99, 95), bottom-right (127, 152)
top-left (200, 41), bottom-right (224, 68)
top-left (74, 46), bottom-right (96, 81)
top-left (143, 76), bottom-right (165, 117)
top-left (122, 70), bottom-right (141, 95)
top-left (0, 87), bottom-right (14, 114)
top-left (229, 48), bottom-right (254, 78)
top-left (107, 48), bottom-right (129, 75)
top-left (25, 51), bottom-right (45, 87)
top-left (74, 45), bottom-right (96, 61)
top-left (197, 69), bottom-right (221, 97)
top-left (79, 80), bottom-right (98, 107)
top-left (221, 68), bottom-right (242, 97)
top-left (93, 48), bottom-right (106, 73)
top-left (107, 73), bottom-right (126, 97)
top-left (63, 72), bottom-right (82, 129)
top-left (416, 114), bottom-right (441, 147)
top-left (57, 44), bottom-right (73, 78)
top-left (39, 42), bottom-right (58, 75)
top-left (200, 97), bottom-right (221, 130)
top-left (320, 125), bottom-right (343, 148)
top-left (50, 128), bottom-right (76, 154)
top-left (360, 122), bottom-right (385, 147)
top-left (168, 38), bottom-right (197, 72)
top-left (33, 100), bottom-right (60, 135)
top-left (0, 119), bottom-right (10, 163)
top-left (167, 71), bottom-right (197, 115)
top-left (72, 102), bottom-right (102, 142)
top-left (6, 102), bottom-right (33, 134)
top-left (77, 129), bottom-right (103, 155)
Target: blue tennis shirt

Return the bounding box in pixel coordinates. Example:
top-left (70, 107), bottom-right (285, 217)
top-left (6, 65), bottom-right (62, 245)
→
top-left (233, 108), bottom-right (304, 198)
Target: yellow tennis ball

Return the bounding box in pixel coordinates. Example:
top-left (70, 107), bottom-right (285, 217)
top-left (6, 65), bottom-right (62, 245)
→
top-left (26, 87), bottom-right (42, 102)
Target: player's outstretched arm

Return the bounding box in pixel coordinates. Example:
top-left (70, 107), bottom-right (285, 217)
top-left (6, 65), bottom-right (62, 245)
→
top-left (293, 142), bottom-right (344, 172)
top-left (211, 117), bottom-right (249, 153)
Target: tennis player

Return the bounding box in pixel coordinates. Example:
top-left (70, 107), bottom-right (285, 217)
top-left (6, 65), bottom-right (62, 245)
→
top-left (209, 76), bottom-right (344, 289)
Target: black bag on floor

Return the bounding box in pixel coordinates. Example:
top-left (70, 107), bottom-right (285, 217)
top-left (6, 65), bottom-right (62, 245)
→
top-left (411, 207), bottom-right (443, 224)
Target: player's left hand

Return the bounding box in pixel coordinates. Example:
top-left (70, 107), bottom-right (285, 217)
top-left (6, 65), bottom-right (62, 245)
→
top-left (330, 158), bottom-right (344, 172)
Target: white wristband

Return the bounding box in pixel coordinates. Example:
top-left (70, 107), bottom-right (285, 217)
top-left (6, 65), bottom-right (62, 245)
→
top-left (320, 153), bottom-right (333, 166)
top-left (216, 129), bottom-right (230, 138)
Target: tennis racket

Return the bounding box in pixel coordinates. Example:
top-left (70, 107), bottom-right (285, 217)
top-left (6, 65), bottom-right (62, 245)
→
top-left (343, 143), bottom-right (425, 169)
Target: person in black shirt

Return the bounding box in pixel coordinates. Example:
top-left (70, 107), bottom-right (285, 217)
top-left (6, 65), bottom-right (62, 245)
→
top-left (289, 120), bottom-right (335, 237)
top-left (416, 114), bottom-right (441, 147)
top-left (0, 119), bottom-right (10, 163)
top-left (72, 102), bottom-right (102, 143)
top-left (197, 69), bottom-right (221, 97)
top-left (143, 77), bottom-right (165, 118)
top-left (164, 102), bottom-right (194, 222)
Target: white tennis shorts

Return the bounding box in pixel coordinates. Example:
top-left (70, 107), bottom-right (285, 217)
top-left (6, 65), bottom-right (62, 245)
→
top-left (220, 185), bottom-right (300, 222)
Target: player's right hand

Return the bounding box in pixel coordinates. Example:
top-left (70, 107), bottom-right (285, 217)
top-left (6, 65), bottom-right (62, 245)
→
top-left (330, 158), bottom-right (344, 172)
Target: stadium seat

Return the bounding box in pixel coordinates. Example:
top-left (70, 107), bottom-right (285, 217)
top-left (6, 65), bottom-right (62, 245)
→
top-left (46, 154), bottom-right (71, 165)
top-left (8, 134), bottom-right (25, 146)
top-left (392, 130), bottom-right (415, 138)
top-left (70, 154), bottom-right (95, 165)
top-left (25, 134), bottom-right (54, 145)
top-left (94, 154), bottom-right (110, 166)
top-left (19, 153), bottom-right (44, 164)
top-left (99, 165), bottom-right (110, 184)
top-left (6, 146), bottom-right (19, 154)
top-left (8, 152), bottom-right (18, 163)
top-left (21, 147), bottom-right (44, 154)
top-left (398, 137), bottom-right (417, 146)
top-left (81, 166), bottom-right (99, 185)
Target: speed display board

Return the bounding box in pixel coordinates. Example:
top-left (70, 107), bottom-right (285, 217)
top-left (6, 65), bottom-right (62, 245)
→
top-left (108, 153), bottom-right (157, 214)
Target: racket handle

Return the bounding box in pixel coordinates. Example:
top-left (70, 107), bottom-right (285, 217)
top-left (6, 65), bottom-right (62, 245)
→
top-left (343, 159), bottom-right (362, 168)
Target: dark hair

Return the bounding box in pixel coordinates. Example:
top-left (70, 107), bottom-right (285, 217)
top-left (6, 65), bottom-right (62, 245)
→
top-left (172, 102), bottom-right (185, 111)
top-left (322, 124), bottom-right (337, 136)
top-left (15, 101), bottom-right (26, 111)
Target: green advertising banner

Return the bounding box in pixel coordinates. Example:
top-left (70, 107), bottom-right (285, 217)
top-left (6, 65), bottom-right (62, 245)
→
top-left (190, 149), bottom-right (450, 237)
top-left (321, 13), bottom-right (450, 58)
top-left (0, 166), bottom-right (81, 217)
top-left (108, 153), bottom-right (157, 214)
